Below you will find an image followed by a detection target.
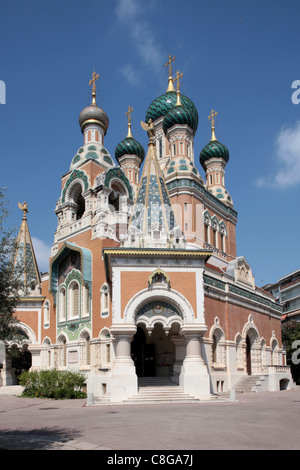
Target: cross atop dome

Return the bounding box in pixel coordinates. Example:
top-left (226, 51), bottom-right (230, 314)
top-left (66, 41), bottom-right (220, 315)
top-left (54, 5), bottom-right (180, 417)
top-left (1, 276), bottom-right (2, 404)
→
top-left (89, 71), bottom-right (100, 105)
top-left (126, 105), bottom-right (134, 138)
top-left (165, 54), bottom-right (176, 92)
top-left (208, 109), bottom-right (218, 141)
top-left (173, 70), bottom-right (183, 106)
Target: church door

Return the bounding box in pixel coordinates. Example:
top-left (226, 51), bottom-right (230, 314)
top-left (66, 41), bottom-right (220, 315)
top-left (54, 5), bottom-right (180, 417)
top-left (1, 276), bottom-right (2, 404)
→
top-left (131, 327), bottom-right (155, 377)
top-left (246, 335), bottom-right (252, 375)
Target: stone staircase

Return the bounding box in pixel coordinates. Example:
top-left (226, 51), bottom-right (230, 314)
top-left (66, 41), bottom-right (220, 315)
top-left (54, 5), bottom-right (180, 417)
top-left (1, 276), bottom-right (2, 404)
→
top-left (233, 375), bottom-right (266, 393)
top-left (91, 377), bottom-right (221, 405)
top-left (125, 377), bottom-right (202, 404)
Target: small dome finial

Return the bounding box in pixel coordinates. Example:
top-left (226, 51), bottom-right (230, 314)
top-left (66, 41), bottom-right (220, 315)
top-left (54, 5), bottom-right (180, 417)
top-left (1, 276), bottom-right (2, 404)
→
top-left (18, 201), bottom-right (28, 220)
top-left (89, 70), bottom-right (100, 105)
top-left (173, 70), bottom-right (183, 106)
top-left (165, 54), bottom-right (176, 92)
top-left (208, 109), bottom-right (218, 141)
top-left (126, 105), bottom-right (134, 138)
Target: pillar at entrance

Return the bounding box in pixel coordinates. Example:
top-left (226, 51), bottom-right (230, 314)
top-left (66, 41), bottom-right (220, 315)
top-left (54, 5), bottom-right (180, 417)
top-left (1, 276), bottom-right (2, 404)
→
top-left (110, 325), bottom-right (137, 402)
top-left (180, 324), bottom-right (210, 399)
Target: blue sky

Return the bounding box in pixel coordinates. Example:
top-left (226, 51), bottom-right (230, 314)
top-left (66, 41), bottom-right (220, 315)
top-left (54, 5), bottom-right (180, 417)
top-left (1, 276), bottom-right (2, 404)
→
top-left (1, 0), bottom-right (300, 285)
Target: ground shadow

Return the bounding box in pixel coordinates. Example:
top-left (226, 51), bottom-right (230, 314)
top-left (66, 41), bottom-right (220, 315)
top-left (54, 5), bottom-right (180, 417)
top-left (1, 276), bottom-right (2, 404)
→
top-left (0, 426), bottom-right (82, 450)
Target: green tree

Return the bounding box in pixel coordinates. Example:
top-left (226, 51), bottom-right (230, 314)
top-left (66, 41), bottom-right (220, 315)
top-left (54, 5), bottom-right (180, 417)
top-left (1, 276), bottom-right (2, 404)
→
top-left (0, 188), bottom-right (21, 341)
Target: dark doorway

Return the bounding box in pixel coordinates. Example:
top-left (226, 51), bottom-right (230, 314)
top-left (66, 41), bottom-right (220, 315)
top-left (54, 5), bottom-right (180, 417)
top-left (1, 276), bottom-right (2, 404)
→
top-left (131, 327), bottom-right (155, 377)
top-left (246, 335), bottom-right (252, 375)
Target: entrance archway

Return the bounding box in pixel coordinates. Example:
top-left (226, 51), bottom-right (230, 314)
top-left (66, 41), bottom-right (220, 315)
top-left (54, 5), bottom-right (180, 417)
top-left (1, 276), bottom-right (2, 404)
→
top-left (131, 323), bottom-right (179, 378)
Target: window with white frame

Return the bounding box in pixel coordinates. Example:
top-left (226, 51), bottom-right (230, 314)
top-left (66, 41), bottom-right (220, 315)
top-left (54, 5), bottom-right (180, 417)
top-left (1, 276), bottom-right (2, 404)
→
top-left (58, 287), bottom-right (66, 322)
top-left (69, 280), bottom-right (80, 319)
top-left (100, 283), bottom-right (109, 317)
top-left (82, 283), bottom-right (90, 317)
top-left (43, 300), bottom-right (50, 327)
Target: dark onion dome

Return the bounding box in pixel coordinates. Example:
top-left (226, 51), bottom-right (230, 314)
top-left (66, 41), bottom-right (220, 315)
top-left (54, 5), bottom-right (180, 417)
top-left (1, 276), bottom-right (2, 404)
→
top-left (163, 103), bottom-right (198, 134)
top-left (145, 91), bottom-right (198, 131)
top-left (79, 103), bottom-right (109, 134)
top-left (200, 139), bottom-right (230, 169)
top-left (115, 136), bottom-right (145, 164)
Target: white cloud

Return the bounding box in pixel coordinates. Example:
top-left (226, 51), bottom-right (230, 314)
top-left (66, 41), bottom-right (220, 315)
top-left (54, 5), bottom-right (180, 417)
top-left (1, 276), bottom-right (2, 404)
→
top-left (120, 64), bottom-right (140, 86)
top-left (32, 237), bottom-right (51, 273)
top-left (115, 0), bottom-right (139, 22)
top-left (115, 0), bottom-right (163, 79)
top-left (256, 121), bottom-right (300, 189)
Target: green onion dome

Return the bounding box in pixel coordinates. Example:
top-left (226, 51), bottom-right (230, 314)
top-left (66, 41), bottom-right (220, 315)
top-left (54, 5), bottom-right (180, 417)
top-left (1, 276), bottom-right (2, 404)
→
top-left (145, 91), bottom-right (198, 130)
top-left (200, 139), bottom-right (229, 169)
top-left (163, 103), bottom-right (198, 134)
top-left (115, 136), bottom-right (145, 164)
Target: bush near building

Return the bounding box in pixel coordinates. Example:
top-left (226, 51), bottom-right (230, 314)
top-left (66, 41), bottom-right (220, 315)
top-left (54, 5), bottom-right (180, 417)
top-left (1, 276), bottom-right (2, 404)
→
top-left (19, 369), bottom-right (87, 399)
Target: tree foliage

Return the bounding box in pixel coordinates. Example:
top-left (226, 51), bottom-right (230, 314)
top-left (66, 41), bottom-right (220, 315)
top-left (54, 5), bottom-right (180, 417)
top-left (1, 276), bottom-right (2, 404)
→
top-left (282, 320), bottom-right (300, 384)
top-left (0, 188), bottom-right (22, 341)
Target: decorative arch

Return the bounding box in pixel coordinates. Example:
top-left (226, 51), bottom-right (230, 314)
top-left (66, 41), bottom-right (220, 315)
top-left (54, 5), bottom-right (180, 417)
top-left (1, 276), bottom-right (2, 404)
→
top-left (104, 167), bottom-right (133, 200)
top-left (123, 286), bottom-right (195, 330)
top-left (203, 209), bottom-right (211, 226)
top-left (61, 169), bottom-right (89, 204)
top-left (14, 322), bottom-right (37, 344)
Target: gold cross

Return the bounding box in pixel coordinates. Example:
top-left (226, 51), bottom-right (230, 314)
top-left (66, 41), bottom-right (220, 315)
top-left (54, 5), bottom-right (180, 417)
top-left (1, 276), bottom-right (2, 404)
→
top-left (126, 105), bottom-right (133, 124)
top-left (89, 71), bottom-right (99, 95)
top-left (173, 70), bottom-right (183, 92)
top-left (208, 109), bottom-right (218, 128)
top-left (165, 54), bottom-right (176, 76)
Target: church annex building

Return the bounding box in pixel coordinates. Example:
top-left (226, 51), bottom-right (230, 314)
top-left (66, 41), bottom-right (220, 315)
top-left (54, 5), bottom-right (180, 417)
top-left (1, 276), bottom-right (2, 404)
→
top-left (6, 61), bottom-right (294, 402)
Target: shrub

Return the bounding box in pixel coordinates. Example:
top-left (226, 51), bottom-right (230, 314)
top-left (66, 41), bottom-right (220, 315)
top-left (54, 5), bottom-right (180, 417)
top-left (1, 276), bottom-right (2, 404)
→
top-left (19, 369), bottom-right (87, 399)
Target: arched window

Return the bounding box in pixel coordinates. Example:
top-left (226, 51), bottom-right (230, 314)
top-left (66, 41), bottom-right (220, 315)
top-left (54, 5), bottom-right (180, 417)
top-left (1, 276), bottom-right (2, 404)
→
top-left (80, 331), bottom-right (91, 366)
top-left (69, 280), bottom-right (80, 319)
top-left (82, 283), bottom-right (90, 317)
top-left (58, 287), bottom-right (66, 322)
top-left (100, 283), bottom-right (109, 317)
top-left (211, 324), bottom-right (226, 368)
top-left (43, 300), bottom-right (50, 327)
top-left (70, 183), bottom-right (85, 220)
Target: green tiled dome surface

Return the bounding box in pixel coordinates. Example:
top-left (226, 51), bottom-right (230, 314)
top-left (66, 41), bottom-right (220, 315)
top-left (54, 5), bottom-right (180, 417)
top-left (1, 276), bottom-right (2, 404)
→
top-left (115, 137), bottom-right (145, 163)
top-left (145, 91), bottom-right (198, 129)
top-left (163, 105), bottom-right (197, 133)
top-left (200, 140), bottom-right (229, 168)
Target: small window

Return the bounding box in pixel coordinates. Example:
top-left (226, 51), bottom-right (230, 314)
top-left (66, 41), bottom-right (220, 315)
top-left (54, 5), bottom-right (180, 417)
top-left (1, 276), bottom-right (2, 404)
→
top-left (159, 138), bottom-right (163, 158)
top-left (100, 283), bottom-right (109, 317)
top-left (44, 301), bottom-right (50, 327)
top-left (58, 287), bottom-right (66, 322)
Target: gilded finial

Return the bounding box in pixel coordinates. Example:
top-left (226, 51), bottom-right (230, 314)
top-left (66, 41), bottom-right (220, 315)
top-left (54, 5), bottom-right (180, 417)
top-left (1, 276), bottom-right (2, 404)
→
top-left (173, 70), bottom-right (183, 106)
top-left (208, 109), bottom-right (218, 141)
top-left (126, 105), bottom-right (134, 138)
top-left (165, 54), bottom-right (176, 92)
top-left (141, 119), bottom-right (155, 143)
top-left (18, 201), bottom-right (28, 220)
top-left (89, 71), bottom-right (100, 105)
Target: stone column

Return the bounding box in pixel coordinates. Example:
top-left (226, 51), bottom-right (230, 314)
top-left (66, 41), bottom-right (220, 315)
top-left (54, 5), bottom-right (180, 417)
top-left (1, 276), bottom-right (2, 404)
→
top-left (171, 335), bottom-right (186, 384)
top-left (180, 325), bottom-right (210, 399)
top-left (110, 325), bottom-right (137, 402)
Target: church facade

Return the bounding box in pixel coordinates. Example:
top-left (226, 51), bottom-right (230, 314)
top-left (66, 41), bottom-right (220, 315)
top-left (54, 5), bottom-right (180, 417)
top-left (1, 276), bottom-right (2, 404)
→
top-left (9, 62), bottom-right (294, 401)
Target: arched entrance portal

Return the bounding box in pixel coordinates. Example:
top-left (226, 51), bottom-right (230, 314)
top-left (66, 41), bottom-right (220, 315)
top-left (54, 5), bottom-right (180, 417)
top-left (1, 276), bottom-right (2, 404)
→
top-left (131, 323), bottom-right (180, 378)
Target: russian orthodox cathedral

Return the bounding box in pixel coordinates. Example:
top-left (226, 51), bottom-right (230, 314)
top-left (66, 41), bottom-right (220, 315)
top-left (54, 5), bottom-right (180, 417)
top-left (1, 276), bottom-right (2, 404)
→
top-left (5, 57), bottom-right (294, 401)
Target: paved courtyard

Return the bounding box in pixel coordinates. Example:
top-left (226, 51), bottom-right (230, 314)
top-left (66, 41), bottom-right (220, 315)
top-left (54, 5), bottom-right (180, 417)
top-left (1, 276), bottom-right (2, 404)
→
top-left (0, 386), bottom-right (299, 451)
